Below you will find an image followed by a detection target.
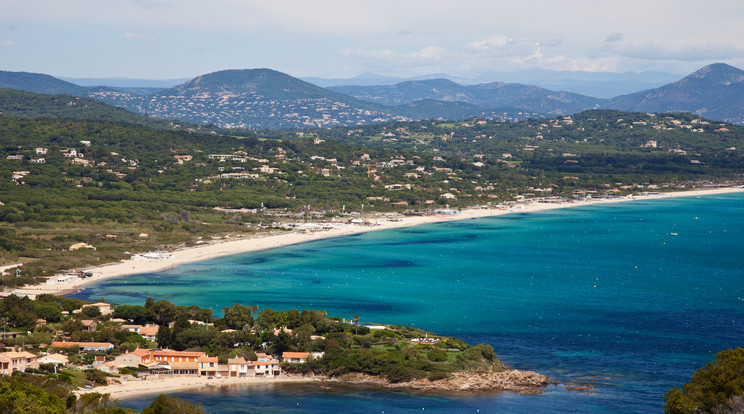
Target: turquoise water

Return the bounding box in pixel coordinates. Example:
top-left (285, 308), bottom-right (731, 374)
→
top-left (73, 194), bottom-right (744, 413)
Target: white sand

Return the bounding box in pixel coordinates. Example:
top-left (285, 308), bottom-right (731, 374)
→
top-left (75, 374), bottom-right (316, 399)
top-left (15, 187), bottom-right (744, 297)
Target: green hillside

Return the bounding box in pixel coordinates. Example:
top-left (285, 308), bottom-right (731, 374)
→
top-left (0, 70), bottom-right (88, 95)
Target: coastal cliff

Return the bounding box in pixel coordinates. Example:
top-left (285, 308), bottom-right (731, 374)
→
top-left (326, 367), bottom-right (553, 394)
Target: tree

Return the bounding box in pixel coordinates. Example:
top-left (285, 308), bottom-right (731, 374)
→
top-left (665, 347), bottom-right (744, 414)
top-left (141, 394), bottom-right (205, 414)
top-left (155, 326), bottom-right (172, 349)
top-left (113, 305), bottom-right (151, 325)
top-left (149, 300), bottom-right (178, 325)
top-left (222, 304), bottom-right (254, 330)
top-left (353, 315), bottom-right (360, 335)
top-left (271, 331), bottom-right (292, 356)
top-left (81, 306), bottom-right (101, 318)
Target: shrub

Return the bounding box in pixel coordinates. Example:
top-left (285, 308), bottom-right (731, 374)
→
top-left (428, 371), bottom-right (449, 381)
top-left (427, 349), bottom-right (448, 362)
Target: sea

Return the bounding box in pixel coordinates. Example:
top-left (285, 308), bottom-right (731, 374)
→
top-left (71, 193), bottom-right (744, 413)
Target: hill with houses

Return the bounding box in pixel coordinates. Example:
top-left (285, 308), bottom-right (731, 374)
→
top-left (3, 63), bottom-right (744, 128)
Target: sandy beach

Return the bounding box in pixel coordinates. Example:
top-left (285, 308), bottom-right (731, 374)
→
top-left (75, 374), bottom-right (317, 399)
top-left (14, 186), bottom-right (744, 297)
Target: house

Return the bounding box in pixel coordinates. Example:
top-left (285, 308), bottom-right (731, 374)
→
top-left (69, 242), bottom-right (96, 251)
top-left (253, 359), bottom-right (280, 377)
top-left (81, 320), bottom-right (98, 332)
top-left (82, 302), bottom-right (112, 316)
top-left (96, 360), bottom-right (119, 374)
top-left (121, 324), bottom-right (143, 333)
top-left (255, 165), bottom-right (281, 174)
top-left (140, 349), bottom-right (204, 364)
top-left (0, 351), bottom-right (38, 375)
top-left (174, 155), bottom-right (193, 164)
top-left (35, 148), bottom-right (48, 155)
top-left (37, 353), bottom-right (69, 367)
top-left (141, 359), bottom-right (199, 375)
top-left (227, 356), bottom-right (252, 377)
top-left (282, 352), bottom-right (309, 363)
top-left (198, 356), bottom-right (218, 376)
top-left (133, 349), bottom-right (203, 375)
top-left (139, 324), bottom-right (159, 341)
top-left (51, 342), bottom-right (114, 352)
top-left (0, 331), bottom-right (24, 340)
top-left (112, 349), bottom-right (148, 368)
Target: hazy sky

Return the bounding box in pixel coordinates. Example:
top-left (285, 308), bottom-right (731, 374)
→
top-left (2, 0), bottom-right (743, 79)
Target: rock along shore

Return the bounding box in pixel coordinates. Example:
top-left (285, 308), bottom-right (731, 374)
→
top-left (324, 367), bottom-right (554, 394)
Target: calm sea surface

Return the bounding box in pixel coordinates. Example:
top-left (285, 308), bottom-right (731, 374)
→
top-left (72, 193), bottom-right (744, 413)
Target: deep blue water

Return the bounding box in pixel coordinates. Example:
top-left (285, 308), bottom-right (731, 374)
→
top-left (73, 194), bottom-right (744, 413)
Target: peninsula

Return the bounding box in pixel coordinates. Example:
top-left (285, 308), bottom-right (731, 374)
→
top-left (0, 295), bottom-right (551, 404)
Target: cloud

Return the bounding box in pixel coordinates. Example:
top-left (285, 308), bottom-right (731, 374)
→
top-left (341, 35), bottom-right (624, 76)
top-left (123, 32), bottom-right (147, 42)
top-left (541, 36), bottom-right (564, 48)
top-left (604, 32), bottom-right (623, 42)
top-left (341, 45), bottom-right (447, 68)
top-left (465, 36), bottom-right (535, 56)
top-left (2, 40), bottom-right (15, 48)
top-left (605, 39), bottom-right (744, 61)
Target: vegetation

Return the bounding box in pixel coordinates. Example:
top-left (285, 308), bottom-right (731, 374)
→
top-left (664, 347), bottom-right (744, 413)
top-left (0, 295), bottom-right (504, 385)
top-left (2, 95), bottom-right (744, 285)
top-left (0, 373), bottom-right (203, 414)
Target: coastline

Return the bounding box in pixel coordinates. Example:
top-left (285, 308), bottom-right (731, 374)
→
top-left (14, 186), bottom-right (744, 297)
top-left (76, 374), bottom-right (318, 400)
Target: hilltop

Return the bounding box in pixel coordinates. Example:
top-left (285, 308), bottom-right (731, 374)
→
top-left (0, 70), bottom-right (88, 96)
top-left (607, 63), bottom-right (744, 123)
top-left (88, 69), bottom-right (403, 129)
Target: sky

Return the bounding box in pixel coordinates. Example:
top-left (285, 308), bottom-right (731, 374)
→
top-left (2, 0), bottom-right (744, 80)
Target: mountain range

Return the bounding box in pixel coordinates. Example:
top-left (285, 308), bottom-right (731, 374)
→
top-left (0, 63), bottom-right (743, 128)
top-left (305, 69), bottom-right (680, 98)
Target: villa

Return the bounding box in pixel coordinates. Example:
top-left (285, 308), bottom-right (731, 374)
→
top-left (0, 350), bottom-right (39, 375)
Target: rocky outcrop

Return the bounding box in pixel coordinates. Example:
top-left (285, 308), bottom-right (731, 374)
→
top-left (325, 367), bottom-right (553, 395)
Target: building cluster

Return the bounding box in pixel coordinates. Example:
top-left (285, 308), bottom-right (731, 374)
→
top-left (0, 300), bottom-right (323, 383)
top-left (87, 90), bottom-right (409, 129)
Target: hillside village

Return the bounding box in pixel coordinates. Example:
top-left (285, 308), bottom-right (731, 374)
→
top-left (88, 89), bottom-right (411, 129)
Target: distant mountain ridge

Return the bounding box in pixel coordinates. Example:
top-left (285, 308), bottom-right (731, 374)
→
top-left (330, 78), bottom-right (604, 115)
top-left (606, 63), bottom-right (744, 123)
top-left (1, 64), bottom-right (744, 128)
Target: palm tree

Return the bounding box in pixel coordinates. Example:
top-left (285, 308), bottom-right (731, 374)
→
top-left (353, 315), bottom-right (360, 335)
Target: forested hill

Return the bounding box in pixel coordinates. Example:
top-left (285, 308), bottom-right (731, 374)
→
top-left (0, 89), bottom-right (225, 134)
top-left (0, 70), bottom-right (88, 96)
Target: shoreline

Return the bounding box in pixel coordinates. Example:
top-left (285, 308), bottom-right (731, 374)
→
top-left (14, 186), bottom-right (744, 297)
top-left (76, 374), bottom-right (318, 400)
